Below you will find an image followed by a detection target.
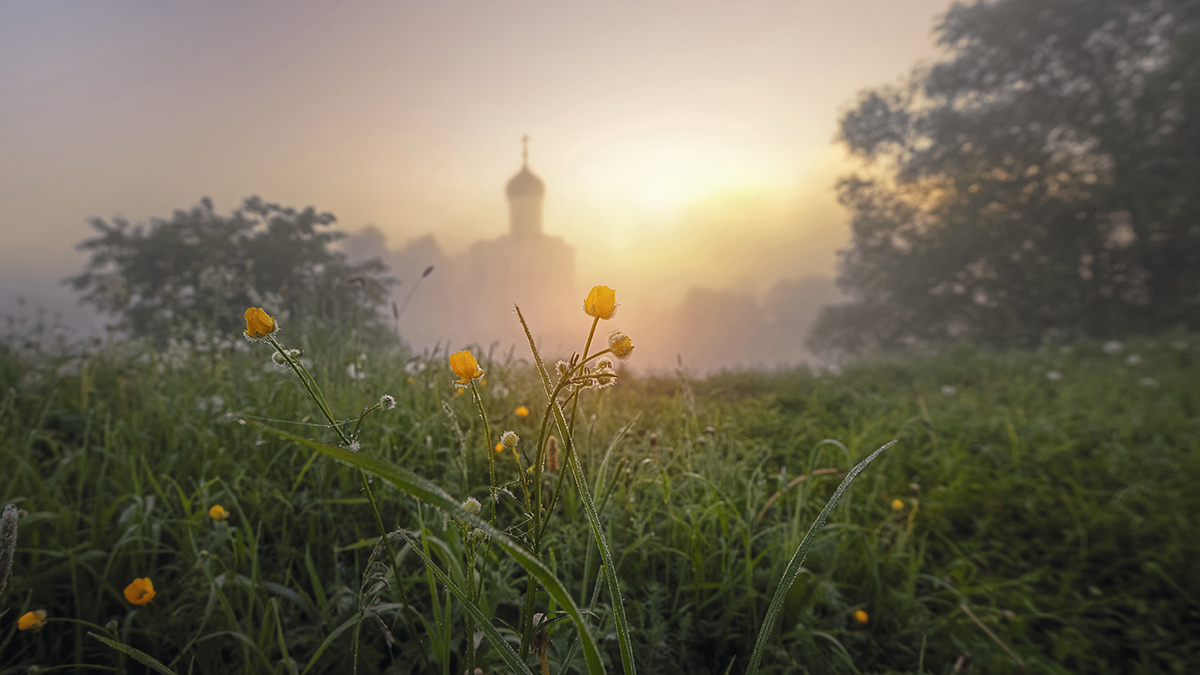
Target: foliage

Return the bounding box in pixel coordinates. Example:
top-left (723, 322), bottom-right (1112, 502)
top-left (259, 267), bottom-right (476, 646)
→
top-left (1, 328), bottom-right (1197, 673)
top-left (67, 197), bottom-right (394, 344)
top-left (813, 0), bottom-right (1200, 357)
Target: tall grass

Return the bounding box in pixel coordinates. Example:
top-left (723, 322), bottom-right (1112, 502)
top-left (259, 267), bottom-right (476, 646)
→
top-left (1, 324), bottom-right (1197, 673)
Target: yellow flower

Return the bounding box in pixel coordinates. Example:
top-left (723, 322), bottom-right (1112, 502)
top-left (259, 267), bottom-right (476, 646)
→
top-left (449, 350), bottom-right (484, 386)
top-left (583, 286), bottom-right (616, 320)
top-left (515, 405), bottom-right (530, 418)
top-left (18, 610), bottom-right (47, 632)
top-left (853, 609), bottom-right (869, 625)
top-left (608, 331), bottom-right (634, 359)
top-left (243, 307), bottom-right (276, 339)
top-left (891, 498), bottom-right (905, 511)
top-left (494, 442), bottom-right (504, 453)
top-left (209, 504), bottom-right (231, 521)
top-left (124, 577), bottom-right (156, 606)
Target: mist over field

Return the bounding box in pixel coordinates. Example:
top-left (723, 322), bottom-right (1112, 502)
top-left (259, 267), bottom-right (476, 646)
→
top-left (3, 1), bottom-right (1199, 673)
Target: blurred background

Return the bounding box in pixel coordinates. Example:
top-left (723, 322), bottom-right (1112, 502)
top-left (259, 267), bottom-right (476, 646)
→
top-left (3, 0), bottom-right (1196, 370)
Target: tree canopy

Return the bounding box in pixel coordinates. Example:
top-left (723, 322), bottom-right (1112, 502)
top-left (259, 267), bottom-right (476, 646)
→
top-left (811, 0), bottom-right (1200, 357)
top-left (69, 197), bottom-right (393, 344)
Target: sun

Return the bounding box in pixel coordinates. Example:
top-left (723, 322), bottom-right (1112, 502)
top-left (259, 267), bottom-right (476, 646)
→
top-left (572, 128), bottom-right (778, 216)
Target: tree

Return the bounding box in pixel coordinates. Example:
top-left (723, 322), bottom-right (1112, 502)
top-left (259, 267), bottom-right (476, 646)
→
top-left (811, 0), bottom-right (1200, 357)
top-left (69, 197), bottom-right (394, 344)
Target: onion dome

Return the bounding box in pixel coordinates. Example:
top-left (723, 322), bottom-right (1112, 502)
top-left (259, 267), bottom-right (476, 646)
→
top-left (506, 135), bottom-right (545, 198)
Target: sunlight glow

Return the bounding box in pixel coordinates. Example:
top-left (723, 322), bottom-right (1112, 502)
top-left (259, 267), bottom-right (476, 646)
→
top-left (572, 128), bottom-right (782, 218)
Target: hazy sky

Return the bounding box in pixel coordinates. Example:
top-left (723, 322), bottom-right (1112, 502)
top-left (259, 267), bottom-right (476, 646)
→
top-left (1, 0), bottom-right (955, 318)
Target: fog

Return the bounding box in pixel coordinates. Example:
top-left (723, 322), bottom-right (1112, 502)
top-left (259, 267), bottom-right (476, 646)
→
top-left (0, 0), bottom-right (958, 368)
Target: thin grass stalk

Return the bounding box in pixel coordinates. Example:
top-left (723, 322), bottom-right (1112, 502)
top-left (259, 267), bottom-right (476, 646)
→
top-left (398, 530), bottom-right (536, 675)
top-left (265, 335), bottom-right (430, 672)
top-left (515, 306), bottom-right (637, 675)
top-left (235, 416), bottom-right (608, 675)
top-left (744, 440), bottom-right (897, 675)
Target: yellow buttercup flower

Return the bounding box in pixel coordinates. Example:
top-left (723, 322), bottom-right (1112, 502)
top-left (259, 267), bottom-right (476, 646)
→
top-left (449, 350), bottom-right (484, 386)
top-left (891, 498), bottom-right (905, 511)
top-left (124, 577), bottom-right (156, 606)
top-left (515, 405), bottom-right (530, 418)
top-left (18, 610), bottom-right (47, 631)
top-left (243, 307), bottom-right (276, 339)
top-left (494, 442), bottom-right (504, 453)
top-left (209, 504), bottom-right (231, 521)
top-left (608, 331), bottom-right (634, 359)
top-left (853, 610), bottom-right (869, 624)
top-left (583, 286), bottom-right (616, 320)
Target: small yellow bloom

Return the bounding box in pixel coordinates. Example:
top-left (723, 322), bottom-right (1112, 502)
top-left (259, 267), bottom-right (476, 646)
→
top-left (583, 286), bottom-right (617, 320)
top-left (124, 577), bottom-right (156, 606)
top-left (18, 610), bottom-right (47, 631)
top-left (515, 405), bottom-right (530, 418)
top-left (243, 307), bottom-right (276, 339)
top-left (853, 609), bottom-right (869, 624)
top-left (449, 350), bottom-right (484, 385)
top-left (494, 442), bottom-right (504, 453)
top-left (209, 504), bottom-right (231, 521)
top-left (608, 331), bottom-right (634, 359)
top-left (891, 498), bottom-right (905, 511)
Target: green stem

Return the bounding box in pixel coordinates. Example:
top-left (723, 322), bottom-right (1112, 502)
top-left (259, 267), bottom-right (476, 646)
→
top-left (469, 381), bottom-right (495, 502)
top-left (266, 335), bottom-right (430, 672)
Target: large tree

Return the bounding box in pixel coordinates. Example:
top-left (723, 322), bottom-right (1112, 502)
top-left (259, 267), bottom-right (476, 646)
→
top-left (69, 197), bottom-right (393, 344)
top-left (811, 0), bottom-right (1200, 357)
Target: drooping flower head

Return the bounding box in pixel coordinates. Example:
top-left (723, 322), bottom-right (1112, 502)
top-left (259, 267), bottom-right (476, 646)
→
top-left (608, 331), bottom-right (634, 359)
top-left (592, 358), bottom-right (617, 389)
top-left (18, 610), bottom-right (47, 631)
top-left (449, 350), bottom-right (484, 387)
top-left (208, 504), bottom-right (231, 521)
top-left (124, 577), bottom-right (156, 605)
top-left (243, 307), bottom-right (277, 340)
top-left (500, 430), bottom-right (519, 449)
top-left (583, 286), bottom-right (617, 320)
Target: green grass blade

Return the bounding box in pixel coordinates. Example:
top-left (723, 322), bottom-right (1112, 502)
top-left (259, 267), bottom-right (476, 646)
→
top-left (744, 439), bottom-right (897, 675)
top-left (515, 306), bottom-right (637, 675)
top-left (90, 633), bottom-right (180, 675)
top-left (234, 416), bottom-right (607, 675)
top-left (300, 615), bottom-right (357, 675)
top-left (397, 530), bottom-right (534, 675)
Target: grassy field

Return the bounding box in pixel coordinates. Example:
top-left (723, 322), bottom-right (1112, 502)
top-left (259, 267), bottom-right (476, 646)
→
top-left (1, 324), bottom-right (1197, 674)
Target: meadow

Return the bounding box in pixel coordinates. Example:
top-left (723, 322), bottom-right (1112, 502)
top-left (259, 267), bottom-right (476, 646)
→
top-left (1, 315), bottom-right (1197, 674)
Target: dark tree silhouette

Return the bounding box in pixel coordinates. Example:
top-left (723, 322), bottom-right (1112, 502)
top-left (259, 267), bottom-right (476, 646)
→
top-left (69, 197), bottom-right (394, 344)
top-left (811, 0), bottom-right (1200, 357)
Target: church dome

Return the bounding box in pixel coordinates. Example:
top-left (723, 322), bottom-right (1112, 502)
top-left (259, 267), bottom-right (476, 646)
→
top-left (506, 165), bottom-right (545, 198)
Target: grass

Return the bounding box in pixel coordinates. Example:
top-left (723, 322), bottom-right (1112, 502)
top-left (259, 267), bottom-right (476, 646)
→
top-left (1, 324), bottom-right (1197, 674)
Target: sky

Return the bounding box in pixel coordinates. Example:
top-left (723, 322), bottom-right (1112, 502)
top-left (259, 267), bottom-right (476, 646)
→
top-left (0, 0), bottom-right (956, 343)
